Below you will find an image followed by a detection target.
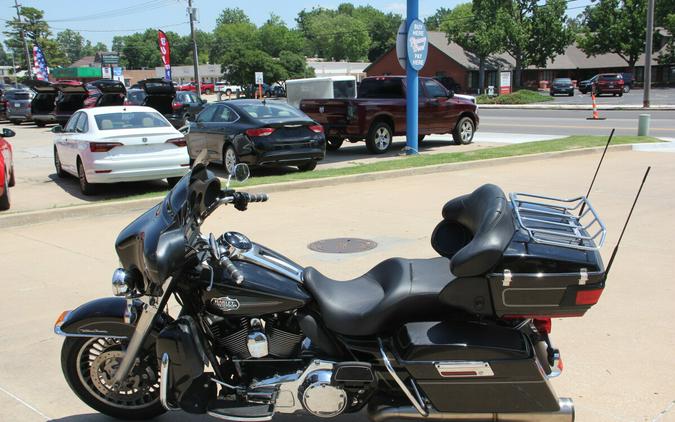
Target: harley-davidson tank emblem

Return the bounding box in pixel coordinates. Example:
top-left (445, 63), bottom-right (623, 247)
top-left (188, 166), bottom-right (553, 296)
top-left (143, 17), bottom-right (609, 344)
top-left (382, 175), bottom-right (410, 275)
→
top-left (211, 296), bottom-right (240, 312)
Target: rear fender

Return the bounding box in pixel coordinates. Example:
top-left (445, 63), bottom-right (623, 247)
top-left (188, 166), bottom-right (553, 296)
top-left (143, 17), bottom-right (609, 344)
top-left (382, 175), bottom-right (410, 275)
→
top-left (54, 297), bottom-right (167, 338)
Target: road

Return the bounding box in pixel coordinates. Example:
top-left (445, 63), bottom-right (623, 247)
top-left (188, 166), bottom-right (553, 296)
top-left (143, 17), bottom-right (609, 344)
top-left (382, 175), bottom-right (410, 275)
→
top-left (546, 87), bottom-right (674, 105)
top-left (478, 108), bottom-right (675, 137)
top-left (0, 148), bottom-right (673, 422)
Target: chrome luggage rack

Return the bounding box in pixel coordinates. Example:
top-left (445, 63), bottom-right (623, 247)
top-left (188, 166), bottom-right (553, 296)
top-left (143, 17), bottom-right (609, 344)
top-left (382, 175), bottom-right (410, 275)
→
top-left (510, 192), bottom-right (607, 251)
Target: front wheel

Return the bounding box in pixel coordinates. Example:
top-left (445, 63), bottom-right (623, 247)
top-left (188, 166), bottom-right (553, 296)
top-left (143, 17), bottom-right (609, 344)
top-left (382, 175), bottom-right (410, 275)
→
top-left (167, 177), bottom-right (182, 187)
top-left (0, 178), bottom-right (10, 211)
top-left (61, 337), bottom-right (165, 420)
top-left (366, 122), bottom-right (393, 154)
top-left (453, 116), bottom-right (475, 145)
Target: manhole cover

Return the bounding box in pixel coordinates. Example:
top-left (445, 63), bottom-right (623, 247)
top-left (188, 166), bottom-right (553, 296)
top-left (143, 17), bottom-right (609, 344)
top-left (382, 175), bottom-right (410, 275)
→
top-left (308, 238), bottom-right (378, 254)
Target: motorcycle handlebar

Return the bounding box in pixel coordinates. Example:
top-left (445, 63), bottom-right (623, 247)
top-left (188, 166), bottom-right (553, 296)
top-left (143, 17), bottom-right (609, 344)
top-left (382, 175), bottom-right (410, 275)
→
top-left (241, 193), bottom-right (269, 203)
top-left (219, 256), bottom-right (244, 285)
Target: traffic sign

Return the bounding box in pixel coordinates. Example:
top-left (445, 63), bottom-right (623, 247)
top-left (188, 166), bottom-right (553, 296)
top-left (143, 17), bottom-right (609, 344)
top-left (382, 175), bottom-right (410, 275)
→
top-left (100, 53), bottom-right (119, 65)
top-left (255, 72), bottom-right (264, 84)
top-left (406, 19), bottom-right (428, 71)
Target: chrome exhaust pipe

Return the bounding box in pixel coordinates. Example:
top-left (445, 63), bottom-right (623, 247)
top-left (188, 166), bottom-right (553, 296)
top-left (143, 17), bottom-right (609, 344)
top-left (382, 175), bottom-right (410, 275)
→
top-left (368, 398), bottom-right (574, 422)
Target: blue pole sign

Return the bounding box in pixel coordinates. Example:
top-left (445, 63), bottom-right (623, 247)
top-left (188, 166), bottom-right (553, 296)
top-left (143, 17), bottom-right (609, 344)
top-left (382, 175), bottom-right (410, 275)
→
top-left (407, 19), bottom-right (428, 71)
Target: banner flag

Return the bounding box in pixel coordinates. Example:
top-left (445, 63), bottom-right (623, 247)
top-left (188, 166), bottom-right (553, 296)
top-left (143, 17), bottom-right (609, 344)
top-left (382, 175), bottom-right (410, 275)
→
top-left (157, 30), bottom-right (172, 80)
top-left (32, 45), bottom-right (49, 81)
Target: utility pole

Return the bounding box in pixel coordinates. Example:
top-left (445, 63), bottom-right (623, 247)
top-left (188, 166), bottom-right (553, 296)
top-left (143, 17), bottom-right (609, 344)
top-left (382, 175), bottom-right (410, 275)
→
top-left (188, 0), bottom-right (201, 99)
top-left (12, 0), bottom-right (33, 78)
top-left (643, 0), bottom-right (655, 108)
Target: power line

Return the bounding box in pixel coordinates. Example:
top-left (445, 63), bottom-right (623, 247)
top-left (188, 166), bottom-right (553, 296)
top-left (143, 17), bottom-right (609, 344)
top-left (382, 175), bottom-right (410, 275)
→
top-left (46, 0), bottom-right (179, 23)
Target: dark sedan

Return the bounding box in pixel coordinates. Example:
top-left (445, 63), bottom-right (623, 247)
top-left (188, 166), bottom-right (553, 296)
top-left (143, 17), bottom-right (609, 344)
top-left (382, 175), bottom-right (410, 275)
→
top-left (169, 91), bottom-right (207, 127)
top-left (186, 100), bottom-right (326, 173)
top-left (550, 78), bottom-right (574, 96)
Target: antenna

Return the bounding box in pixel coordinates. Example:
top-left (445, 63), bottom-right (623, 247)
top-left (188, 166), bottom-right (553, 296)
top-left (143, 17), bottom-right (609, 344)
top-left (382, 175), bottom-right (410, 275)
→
top-left (604, 166), bottom-right (651, 277)
top-left (580, 129), bottom-right (615, 215)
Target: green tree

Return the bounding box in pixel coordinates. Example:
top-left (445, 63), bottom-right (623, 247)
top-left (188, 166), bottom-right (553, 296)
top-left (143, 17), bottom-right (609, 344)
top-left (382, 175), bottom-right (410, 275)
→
top-left (0, 44), bottom-right (11, 66)
top-left (3, 6), bottom-right (68, 68)
top-left (499, 0), bottom-right (573, 88)
top-left (216, 8), bottom-right (251, 26)
top-left (259, 14), bottom-right (307, 57)
top-left (56, 29), bottom-right (88, 64)
top-left (279, 50), bottom-right (314, 79)
top-left (112, 29), bottom-right (184, 69)
top-left (225, 50), bottom-right (288, 84)
top-left (442, 1), bottom-right (506, 94)
top-left (577, 0), bottom-right (649, 74)
top-left (350, 5), bottom-right (401, 61)
top-left (425, 7), bottom-right (453, 30)
top-left (302, 12), bottom-right (371, 60)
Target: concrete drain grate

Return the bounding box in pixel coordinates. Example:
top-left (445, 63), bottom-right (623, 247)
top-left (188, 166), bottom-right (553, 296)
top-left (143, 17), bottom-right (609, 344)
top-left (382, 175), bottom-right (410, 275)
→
top-left (308, 238), bottom-right (378, 254)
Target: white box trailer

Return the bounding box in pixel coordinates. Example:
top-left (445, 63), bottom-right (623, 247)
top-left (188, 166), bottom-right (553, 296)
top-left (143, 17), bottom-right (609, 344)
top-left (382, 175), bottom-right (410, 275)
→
top-left (286, 76), bottom-right (357, 109)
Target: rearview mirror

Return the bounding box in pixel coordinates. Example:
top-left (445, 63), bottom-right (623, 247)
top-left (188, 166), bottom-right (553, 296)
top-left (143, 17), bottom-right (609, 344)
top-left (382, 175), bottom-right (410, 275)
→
top-left (51, 125), bottom-right (63, 134)
top-left (447, 90), bottom-right (455, 99)
top-left (201, 98), bottom-right (208, 104)
top-left (233, 163), bottom-right (250, 183)
top-left (1, 128), bottom-right (15, 138)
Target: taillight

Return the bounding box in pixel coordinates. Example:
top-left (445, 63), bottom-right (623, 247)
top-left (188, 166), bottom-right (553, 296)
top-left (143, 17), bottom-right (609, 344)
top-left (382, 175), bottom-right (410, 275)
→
top-left (534, 318), bottom-right (552, 334)
top-left (166, 137), bottom-right (187, 147)
top-left (89, 142), bottom-right (122, 152)
top-left (245, 128), bottom-right (275, 137)
top-left (308, 124), bottom-right (324, 133)
top-left (575, 288), bottom-right (604, 305)
top-left (172, 101), bottom-right (183, 110)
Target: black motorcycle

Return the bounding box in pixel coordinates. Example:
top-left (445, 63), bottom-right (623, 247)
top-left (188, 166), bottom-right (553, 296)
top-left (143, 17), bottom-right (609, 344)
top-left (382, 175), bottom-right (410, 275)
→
top-left (55, 161), bottom-right (621, 421)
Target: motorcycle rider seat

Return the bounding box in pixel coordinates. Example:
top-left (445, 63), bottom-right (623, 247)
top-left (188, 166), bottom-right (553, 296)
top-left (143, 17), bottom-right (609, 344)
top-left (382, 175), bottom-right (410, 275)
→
top-left (304, 257), bottom-right (454, 336)
top-left (304, 184), bottom-right (515, 337)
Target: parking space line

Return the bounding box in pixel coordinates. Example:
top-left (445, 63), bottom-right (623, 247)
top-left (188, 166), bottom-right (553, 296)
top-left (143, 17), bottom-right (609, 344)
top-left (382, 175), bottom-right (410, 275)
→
top-left (653, 400), bottom-right (675, 422)
top-left (0, 385), bottom-right (51, 421)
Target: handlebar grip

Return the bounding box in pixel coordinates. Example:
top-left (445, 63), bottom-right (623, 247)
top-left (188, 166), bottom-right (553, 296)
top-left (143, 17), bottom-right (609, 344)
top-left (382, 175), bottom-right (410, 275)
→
top-left (220, 256), bottom-right (244, 285)
top-left (244, 193), bottom-right (269, 203)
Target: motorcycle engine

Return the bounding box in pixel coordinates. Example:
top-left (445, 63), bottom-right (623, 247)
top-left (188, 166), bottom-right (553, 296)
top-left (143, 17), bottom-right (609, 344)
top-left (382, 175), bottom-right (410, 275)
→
top-left (208, 313), bottom-right (303, 359)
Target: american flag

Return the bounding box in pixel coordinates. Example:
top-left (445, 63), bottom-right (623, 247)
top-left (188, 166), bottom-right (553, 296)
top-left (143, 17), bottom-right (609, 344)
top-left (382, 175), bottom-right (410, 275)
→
top-left (32, 45), bottom-right (49, 81)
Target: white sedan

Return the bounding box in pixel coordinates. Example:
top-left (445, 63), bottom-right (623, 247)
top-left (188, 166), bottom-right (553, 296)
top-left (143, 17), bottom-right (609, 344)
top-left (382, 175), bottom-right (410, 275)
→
top-left (52, 106), bottom-right (190, 195)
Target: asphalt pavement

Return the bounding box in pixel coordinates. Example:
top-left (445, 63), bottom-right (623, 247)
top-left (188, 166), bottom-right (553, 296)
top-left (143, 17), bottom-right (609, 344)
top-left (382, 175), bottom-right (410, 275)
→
top-left (0, 149), bottom-right (673, 422)
top-left (546, 87), bottom-right (674, 105)
top-left (478, 108), bottom-right (675, 137)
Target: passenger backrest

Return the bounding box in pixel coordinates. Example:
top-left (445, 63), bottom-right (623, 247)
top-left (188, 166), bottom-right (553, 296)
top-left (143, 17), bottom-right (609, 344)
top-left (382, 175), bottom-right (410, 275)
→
top-left (432, 184), bottom-right (515, 277)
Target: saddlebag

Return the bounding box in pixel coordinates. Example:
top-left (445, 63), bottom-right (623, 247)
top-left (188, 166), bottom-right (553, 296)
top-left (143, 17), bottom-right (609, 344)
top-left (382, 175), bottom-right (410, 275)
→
top-left (394, 321), bottom-right (560, 413)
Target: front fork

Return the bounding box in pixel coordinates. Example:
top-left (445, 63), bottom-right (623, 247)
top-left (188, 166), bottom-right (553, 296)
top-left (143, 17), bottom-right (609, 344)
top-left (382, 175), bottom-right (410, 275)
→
top-left (112, 276), bottom-right (177, 386)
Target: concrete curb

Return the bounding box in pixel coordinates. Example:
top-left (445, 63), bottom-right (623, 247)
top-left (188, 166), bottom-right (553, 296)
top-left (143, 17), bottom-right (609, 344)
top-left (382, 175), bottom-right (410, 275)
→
top-left (0, 144), bottom-right (634, 229)
top-left (478, 104), bottom-right (675, 111)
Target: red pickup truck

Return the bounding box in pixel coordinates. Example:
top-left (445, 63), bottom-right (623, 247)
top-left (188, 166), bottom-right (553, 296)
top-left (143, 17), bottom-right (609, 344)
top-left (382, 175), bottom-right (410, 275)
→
top-left (300, 76), bottom-right (479, 154)
top-left (177, 82), bottom-right (215, 95)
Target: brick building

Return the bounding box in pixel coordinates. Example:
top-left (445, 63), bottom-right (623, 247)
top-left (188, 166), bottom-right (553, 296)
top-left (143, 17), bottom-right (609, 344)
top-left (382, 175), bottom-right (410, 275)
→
top-left (366, 31), bottom-right (674, 93)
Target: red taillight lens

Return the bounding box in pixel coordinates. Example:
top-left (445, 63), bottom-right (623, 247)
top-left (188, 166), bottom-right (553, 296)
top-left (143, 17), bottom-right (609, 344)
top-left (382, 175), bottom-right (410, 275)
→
top-left (534, 318), bottom-right (552, 334)
top-left (308, 124), bottom-right (324, 133)
top-left (166, 137), bottom-right (187, 147)
top-left (89, 142), bottom-right (122, 152)
top-left (575, 288), bottom-right (604, 305)
top-left (172, 101), bottom-right (183, 110)
top-left (245, 128), bottom-right (275, 137)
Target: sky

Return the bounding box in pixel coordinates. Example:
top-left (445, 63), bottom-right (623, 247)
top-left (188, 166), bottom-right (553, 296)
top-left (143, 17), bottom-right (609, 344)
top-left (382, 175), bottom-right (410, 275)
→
top-left (1, 0), bottom-right (591, 48)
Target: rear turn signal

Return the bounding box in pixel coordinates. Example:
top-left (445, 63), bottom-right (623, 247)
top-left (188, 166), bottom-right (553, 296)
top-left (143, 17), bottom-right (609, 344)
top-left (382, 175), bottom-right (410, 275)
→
top-left (309, 124), bottom-right (324, 133)
top-left (89, 142), bottom-right (122, 153)
top-left (245, 128), bottom-right (275, 137)
top-left (575, 288), bottom-right (604, 305)
top-left (166, 137), bottom-right (187, 147)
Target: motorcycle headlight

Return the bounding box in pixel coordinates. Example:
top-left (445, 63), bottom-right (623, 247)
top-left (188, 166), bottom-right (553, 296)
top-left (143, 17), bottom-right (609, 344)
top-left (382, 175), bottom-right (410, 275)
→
top-left (112, 268), bottom-right (129, 297)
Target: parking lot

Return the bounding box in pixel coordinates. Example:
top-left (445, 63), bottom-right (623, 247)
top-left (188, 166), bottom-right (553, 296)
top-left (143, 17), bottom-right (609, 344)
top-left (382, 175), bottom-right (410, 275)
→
top-left (0, 147), bottom-right (674, 422)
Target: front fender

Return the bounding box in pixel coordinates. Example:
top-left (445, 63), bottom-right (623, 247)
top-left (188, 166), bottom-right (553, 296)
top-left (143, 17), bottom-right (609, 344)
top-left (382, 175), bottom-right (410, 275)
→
top-left (54, 297), bottom-right (144, 338)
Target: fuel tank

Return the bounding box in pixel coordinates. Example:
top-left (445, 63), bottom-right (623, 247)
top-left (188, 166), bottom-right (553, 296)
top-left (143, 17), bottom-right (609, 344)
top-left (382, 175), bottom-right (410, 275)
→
top-left (202, 260), bottom-right (311, 316)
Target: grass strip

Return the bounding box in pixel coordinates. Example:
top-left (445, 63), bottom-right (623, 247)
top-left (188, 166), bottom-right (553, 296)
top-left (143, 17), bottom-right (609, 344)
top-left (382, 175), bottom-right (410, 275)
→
top-left (477, 89), bottom-right (555, 105)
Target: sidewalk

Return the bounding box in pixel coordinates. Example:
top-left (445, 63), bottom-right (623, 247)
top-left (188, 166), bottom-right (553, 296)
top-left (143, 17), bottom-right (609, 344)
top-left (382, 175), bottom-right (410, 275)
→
top-left (479, 103), bottom-right (675, 110)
